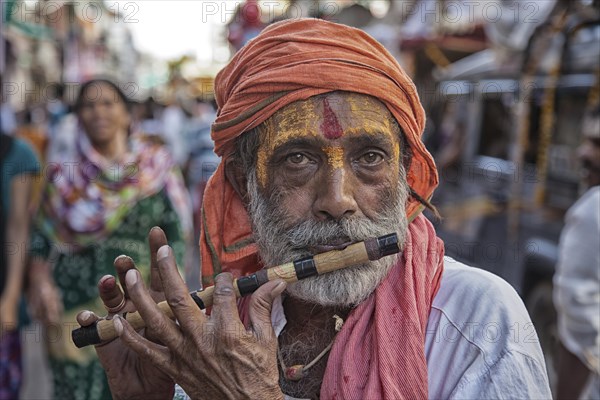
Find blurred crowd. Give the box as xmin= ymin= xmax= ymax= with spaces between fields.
xmin=1 ymin=74 xmax=218 ymax=241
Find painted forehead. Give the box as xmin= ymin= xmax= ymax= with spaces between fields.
xmin=258 ymin=92 xmax=396 ymax=146
xmin=255 ymin=93 xmax=401 ymax=187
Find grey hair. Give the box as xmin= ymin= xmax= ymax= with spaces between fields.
xmin=231 ymin=127 xmax=261 ymax=173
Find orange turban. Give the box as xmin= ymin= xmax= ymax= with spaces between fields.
xmin=200 ymin=18 xmax=438 ymax=286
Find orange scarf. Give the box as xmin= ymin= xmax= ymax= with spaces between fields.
xmin=200 ymin=18 xmax=438 ymax=286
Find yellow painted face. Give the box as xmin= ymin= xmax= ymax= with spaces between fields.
xmin=322 ymin=146 xmax=345 ymax=170
xmin=256 ymin=92 xmax=400 ymax=187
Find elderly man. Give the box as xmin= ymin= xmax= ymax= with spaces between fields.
xmin=77 ymin=19 xmax=551 ymax=399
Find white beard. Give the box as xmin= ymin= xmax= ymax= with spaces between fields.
xmin=246 ymin=169 xmax=409 ymax=307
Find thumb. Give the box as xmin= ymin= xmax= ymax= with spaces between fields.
xmin=248 ymin=279 xmax=286 ymax=341
xmin=76 ymin=310 xmax=100 ymax=327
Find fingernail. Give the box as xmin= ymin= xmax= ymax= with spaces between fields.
xmin=113 ymin=315 xmax=123 ymax=335
xmin=157 ymin=245 xmax=170 ymax=261
xmin=125 ymin=269 xmax=139 ymax=287
xmin=99 ymin=275 xmax=112 ymax=285
xmin=80 ymin=311 xmax=91 ymax=321
xmin=272 ymin=281 xmax=287 ymax=297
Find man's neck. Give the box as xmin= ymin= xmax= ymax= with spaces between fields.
xmin=278 ymin=296 xmax=352 ymax=399
xmin=282 ymin=296 xmax=351 ymax=330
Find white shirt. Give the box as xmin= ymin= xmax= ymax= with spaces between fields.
xmin=425 ymin=257 xmax=551 ymax=399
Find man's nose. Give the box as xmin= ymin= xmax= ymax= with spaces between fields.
xmin=313 ymin=168 xmax=358 ymax=220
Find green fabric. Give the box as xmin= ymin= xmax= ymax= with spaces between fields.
xmin=31 ymin=189 xmax=185 ymax=400
xmin=1 ymin=138 xmax=39 ymax=219
xmin=1 ymin=137 xmax=39 ymax=324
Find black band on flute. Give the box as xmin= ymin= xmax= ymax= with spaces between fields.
xmin=72 ymin=322 xmax=101 ymax=348
xmin=237 ymin=274 xmax=261 ymax=296
xmin=377 ymin=233 xmax=399 ymax=258
xmin=255 ymin=269 xmax=269 ymax=286
xmin=365 ymin=233 xmax=400 ymax=260
xmin=191 ymin=291 xmax=205 ymax=309
xmin=236 ymin=270 xmax=269 ymax=297
xmin=294 ymin=257 xmax=318 ymax=279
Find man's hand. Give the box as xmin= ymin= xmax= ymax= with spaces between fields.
xmin=77 ymin=226 xmax=286 ymax=400
xmin=76 ymin=227 xmax=176 ymax=400
xmin=114 ymin=242 xmax=286 ymax=400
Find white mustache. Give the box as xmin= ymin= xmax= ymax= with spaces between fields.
xmin=245 ymin=166 xmax=409 ymax=306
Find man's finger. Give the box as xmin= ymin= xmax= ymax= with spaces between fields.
xmin=124 ymin=268 xmax=183 ymax=351
xmin=113 ymin=315 xmax=175 ymax=376
xmin=98 ymin=275 xmax=127 ymax=314
xmin=148 ymin=226 xmax=168 ymax=297
xmin=76 ymin=310 xmax=100 ymax=327
xmin=156 ymin=245 xmax=205 ymax=334
xmin=248 ymin=280 xmax=286 ymax=341
xmin=210 ymin=273 xmax=244 ymax=333
xmin=114 ymin=255 xmax=136 ymax=298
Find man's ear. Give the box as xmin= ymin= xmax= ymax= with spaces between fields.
xmin=225 ymin=157 xmax=249 ymax=203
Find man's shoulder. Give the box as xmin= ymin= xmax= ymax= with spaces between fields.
xmin=425 ymin=257 xmax=551 ymax=399
xmin=431 ymin=257 xmax=536 ymax=351
xmin=435 ymin=257 xmax=527 ymax=315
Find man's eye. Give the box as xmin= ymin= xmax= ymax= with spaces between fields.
xmin=359 ymin=152 xmax=384 ymax=164
xmin=286 ymin=153 xmax=309 ymax=164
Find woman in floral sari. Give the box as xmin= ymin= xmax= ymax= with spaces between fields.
xmin=28 ymin=79 xmax=192 ymax=400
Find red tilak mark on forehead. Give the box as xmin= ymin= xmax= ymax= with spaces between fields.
xmin=320 ymin=98 xmax=343 ymax=139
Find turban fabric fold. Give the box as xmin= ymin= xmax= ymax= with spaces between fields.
xmin=200 ymin=18 xmax=444 ymax=399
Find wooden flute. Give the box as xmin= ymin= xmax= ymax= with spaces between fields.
xmin=72 ymin=233 xmax=399 ymax=348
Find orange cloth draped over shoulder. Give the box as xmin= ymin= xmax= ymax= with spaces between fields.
xmin=200 ymin=18 xmax=438 ymax=286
